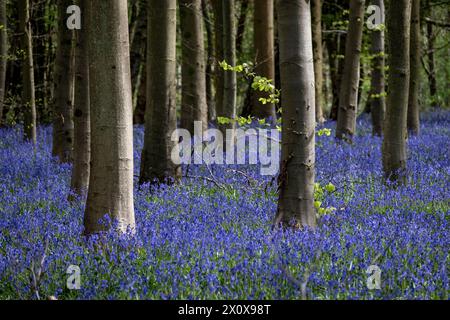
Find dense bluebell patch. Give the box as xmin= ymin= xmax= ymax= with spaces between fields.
xmin=0 ymin=111 xmax=448 ymax=299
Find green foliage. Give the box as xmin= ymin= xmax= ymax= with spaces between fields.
xmin=219 ymin=60 xmax=281 ymax=106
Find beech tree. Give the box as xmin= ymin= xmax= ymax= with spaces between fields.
xmin=382 ymin=0 xmax=412 ymax=182
xmin=312 ymin=0 xmax=325 ymax=123
xmin=336 ymin=0 xmax=365 ymax=142
xmin=140 ymin=0 xmax=181 ymax=184
xmin=220 ymin=0 xmax=237 ymax=132
xmin=180 ymin=0 xmax=208 ymax=133
xmin=251 ymin=0 xmax=277 ymax=121
xmin=275 ymin=0 xmax=316 ymax=228
xmin=212 ymin=0 xmax=224 ymax=124
xmin=70 ymin=0 xmax=90 ymax=196
xmin=19 ymin=0 xmax=36 ymax=144
xmin=84 ymin=0 xmax=135 ymax=234
xmin=0 ymin=0 xmax=6 ymax=126
xmin=408 ymin=0 xmax=421 ymax=135
xmin=53 ymin=0 xmax=74 ymax=162
xmin=369 ymin=0 xmax=386 ymax=136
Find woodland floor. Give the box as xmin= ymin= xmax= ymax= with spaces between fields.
xmin=0 ymin=111 xmax=449 ymax=299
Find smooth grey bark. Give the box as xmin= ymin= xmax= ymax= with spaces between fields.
xmin=311 ymin=0 xmax=325 ymax=123
xmin=19 ymin=0 xmax=36 ymax=144
xmin=275 ymin=0 xmax=316 ymax=228
xmin=70 ymin=0 xmax=90 ymax=197
xmin=382 ymin=0 xmax=412 ymax=182
xmin=140 ymin=0 xmax=181 ymax=184
xmin=407 ymin=0 xmax=421 ymax=135
xmin=212 ymin=0 xmax=224 ymax=123
xmin=326 ymin=33 xmax=346 ymax=121
xmin=180 ymin=0 xmax=208 ymax=133
xmin=251 ymin=0 xmax=277 ymax=121
xmin=53 ymin=0 xmax=74 ymax=162
xmin=236 ymin=0 xmax=249 ymax=55
xmin=370 ymin=0 xmax=386 ymax=136
xmin=0 ymin=0 xmax=6 ymax=126
xmin=202 ymin=0 xmax=216 ymax=121
xmin=220 ymin=0 xmax=237 ymax=134
xmin=336 ymin=0 xmax=365 ymax=142
xmin=84 ymin=0 xmax=135 ymax=235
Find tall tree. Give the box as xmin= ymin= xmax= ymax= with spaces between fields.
xmin=369 ymin=0 xmax=386 ymax=136
xmin=0 ymin=0 xmax=6 ymax=126
xmin=84 ymin=0 xmax=135 ymax=235
xmin=275 ymin=0 xmax=316 ymax=228
xmin=335 ymin=0 xmax=365 ymax=142
xmin=212 ymin=0 xmax=224 ymax=123
xmin=311 ymin=0 xmax=325 ymax=123
xmin=252 ymin=0 xmax=277 ymax=121
xmin=53 ymin=0 xmax=74 ymax=162
xmin=140 ymin=0 xmax=181 ymax=184
xmin=407 ymin=0 xmax=421 ymax=135
xmin=424 ymin=0 xmax=437 ymax=106
xmin=236 ymin=0 xmax=250 ymax=55
xmin=19 ymin=0 xmax=36 ymax=144
xmin=220 ymin=0 xmax=237 ymax=132
xmin=70 ymin=0 xmax=90 ymax=197
xmin=382 ymin=0 xmax=412 ymax=182
xmin=202 ymin=0 xmax=216 ymax=121
xmin=180 ymin=0 xmax=208 ymax=133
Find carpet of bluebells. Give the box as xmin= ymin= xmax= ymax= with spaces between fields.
xmin=0 ymin=111 xmax=449 ymax=300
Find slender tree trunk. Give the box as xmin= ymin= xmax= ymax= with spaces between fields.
xmin=252 ymin=0 xmax=276 ymax=121
xmin=408 ymin=0 xmax=421 ymax=135
xmin=180 ymin=0 xmax=208 ymax=133
xmin=236 ymin=0 xmax=249 ymax=55
xmin=382 ymin=0 xmax=411 ymax=183
xmin=53 ymin=0 xmax=74 ymax=162
xmin=370 ymin=0 xmax=386 ymax=136
xmin=275 ymin=0 xmax=316 ymax=228
xmin=130 ymin=0 xmax=146 ymax=115
xmin=426 ymin=20 xmax=437 ymax=105
xmin=140 ymin=0 xmax=181 ymax=184
xmin=84 ymin=0 xmax=135 ymax=235
xmin=70 ymin=0 xmax=90 ymax=197
xmin=311 ymin=0 xmax=325 ymax=123
xmin=221 ymin=0 xmax=237 ymax=132
xmin=19 ymin=0 xmax=36 ymax=144
xmin=212 ymin=0 xmax=224 ymax=123
xmin=335 ymin=0 xmax=365 ymax=142
xmin=0 ymin=0 xmax=7 ymax=126
xmin=327 ymin=33 xmax=345 ymax=121
xmin=202 ymin=0 xmax=216 ymax=121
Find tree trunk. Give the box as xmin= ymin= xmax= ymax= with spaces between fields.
xmin=53 ymin=0 xmax=74 ymax=162
xmin=335 ymin=0 xmax=365 ymax=142
xmin=140 ymin=0 xmax=181 ymax=184
xmin=408 ymin=0 xmax=421 ymax=135
xmin=212 ymin=0 xmax=224 ymax=124
xmin=275 ymin=0 xmax=316 ymax=228
xmin=0 ymin=0 xmax=7 ymax=126
xmin=70 ymin=0 xmax=90 ymax=197
xmin=221 ymin=0 xmax=237 ymax=133
xmin=251 ymin=0 xmax=277 ymax=121
xmin=311 ymin=0 xmax=325 ymax=123
xmin=382 ymin=0 xmax=411 ymax=183
xmin=326 ymin=32 xmax=345 ymax=121
xmin=202 ymin=0 xmax=216 ymax=122
xmin=425 ymin=15 xmax=437 ymax=105
xmin=19 ymin=0 xmax=36 ymax=144
xmin=370 ymin=0 xmax=386 ymax=136
xmin=84 ymin=0 xmax=135 ymax=235
xmin=180 ymin=0 xmax=208 ymax=133
xmin=236 ymin=0 xmax=249 ymax=55
xmin=130 ymin=0 xmax=147 ymax=117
